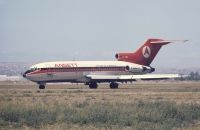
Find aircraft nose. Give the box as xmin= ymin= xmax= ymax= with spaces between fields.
xmin=23 ymin=73 xmax=26 ymax=77
xmin=23 ymin=70 xmax=29 ymax=78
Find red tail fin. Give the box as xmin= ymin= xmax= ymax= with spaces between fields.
xmin=116 ymin=39 xmax=187 ymax=66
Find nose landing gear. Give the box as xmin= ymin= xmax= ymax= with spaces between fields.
xmin=38 ymin=83 xmax=46 ymax=89
xmin=39 ymin=85 xmax=45 ymax=89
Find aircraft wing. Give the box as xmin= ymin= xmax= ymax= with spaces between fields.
xmin=86 ymin=74 xmax=181 ymax=82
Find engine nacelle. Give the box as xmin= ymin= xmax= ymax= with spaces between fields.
xmin=115 ymin=53 xmax=134 ymax=61
xmin=142 ymin=66 xmax=155 ymax=73
xmin=125 ymin=65 xmax=144 ymax=73
xmin=125 ymin=65 xmax=155 ymax=73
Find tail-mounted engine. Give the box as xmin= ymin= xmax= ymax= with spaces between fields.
xmin=115 ymin=53 xmax=134 ymax=61
xmin=125 ymin=65 xmax=155 ymax=73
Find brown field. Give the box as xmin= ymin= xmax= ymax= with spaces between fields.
xmin=0 ymin=81 xmax=200 ymax=130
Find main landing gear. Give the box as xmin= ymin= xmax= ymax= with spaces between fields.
xmin=89 ymin=82 xmax=98 ymax=89
xmin=110 ymin=82 xmax=118 ymax=89
xmin=87 ymin=82 xmax=119 ymax=89
xmin=38 ymin=83 xmax=46 ymax=89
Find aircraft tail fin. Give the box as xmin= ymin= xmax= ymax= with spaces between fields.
xmin=116 ymin=39 xmax=187 ymax=66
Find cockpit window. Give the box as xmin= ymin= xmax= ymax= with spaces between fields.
xmin=24 ymin=67 xmax=40 ymax=74
xmin=30 ymin=67 xmax=38 ymax=71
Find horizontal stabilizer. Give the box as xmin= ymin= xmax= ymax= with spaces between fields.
xmin=150 ymin=40 xmax=188 ymax=44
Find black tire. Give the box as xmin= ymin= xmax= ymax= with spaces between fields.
xmin=39 ymin=85 xmax=45 ymax=89
xmin=89 ymin=82 xmax=98 ymax=89
xmin=110 ymin=82 xmax=118 ymax=89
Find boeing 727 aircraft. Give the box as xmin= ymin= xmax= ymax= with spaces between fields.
xmin=23 ymin=39 xmax=187 ymax=89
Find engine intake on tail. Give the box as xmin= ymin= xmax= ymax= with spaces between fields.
xmin=115 ymin=53 xmax=134 ymax=61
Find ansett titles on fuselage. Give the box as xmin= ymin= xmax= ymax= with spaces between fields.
xmin=55 ymin=63 xmax=78 ymax=68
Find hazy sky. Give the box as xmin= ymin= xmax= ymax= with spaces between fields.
xmin=0 ymin=0 xmax=200 ymax=68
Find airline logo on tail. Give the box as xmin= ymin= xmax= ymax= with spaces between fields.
xmin=116 ymin=39 xmax=187 ymax=66
xmin=142 ymin=46 xmax=151 ymax=58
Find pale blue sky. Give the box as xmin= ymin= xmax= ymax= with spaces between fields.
xmin=0 ymin=0 xmax=200 ymax=68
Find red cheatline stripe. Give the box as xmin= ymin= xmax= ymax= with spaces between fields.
xmin=27 ymin=67 xmax=126 ymax=75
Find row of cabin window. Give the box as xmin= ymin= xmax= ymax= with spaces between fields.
xmin=41 ymin=67 xmax=125 ymax=71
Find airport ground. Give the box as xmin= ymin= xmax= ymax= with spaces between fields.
xmin=0 ymin=81 xmax=200 ymax=130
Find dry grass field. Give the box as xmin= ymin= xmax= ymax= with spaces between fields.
xmin=0 ymin=81 xmax=200 ymax=130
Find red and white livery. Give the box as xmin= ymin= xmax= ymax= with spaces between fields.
xmin=23 ymin=38 xmax=187 ymax=89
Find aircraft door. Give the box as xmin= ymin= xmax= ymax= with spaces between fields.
xmin=45 ymin=64 xmax=54 ymax=79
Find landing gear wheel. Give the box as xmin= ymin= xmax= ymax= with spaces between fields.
xmin=89 ymin=82 xmax=98 ymax=89
xmin=39 ymin=85 xmax=45 ymax=89
xmin=110 ymin=82 xmax=118 ymax=89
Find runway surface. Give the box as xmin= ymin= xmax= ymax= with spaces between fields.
xmin=0 ymin=81 xmax=200 ymax=104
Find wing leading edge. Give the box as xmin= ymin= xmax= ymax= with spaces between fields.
xmin=86 ymin=74 xmax=180 ymax=82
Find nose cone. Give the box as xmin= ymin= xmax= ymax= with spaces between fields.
xmin=23 ymin=70 xmax=29 ymax=78
xmin=23 ymin=73 xmax=26 ymax=78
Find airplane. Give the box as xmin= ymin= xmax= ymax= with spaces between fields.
xmin=23 ymin=38 xmax=187 ymax=89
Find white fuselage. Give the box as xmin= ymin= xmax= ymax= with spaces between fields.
xmin=24 ymin=61 xmax=152 ymax=84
